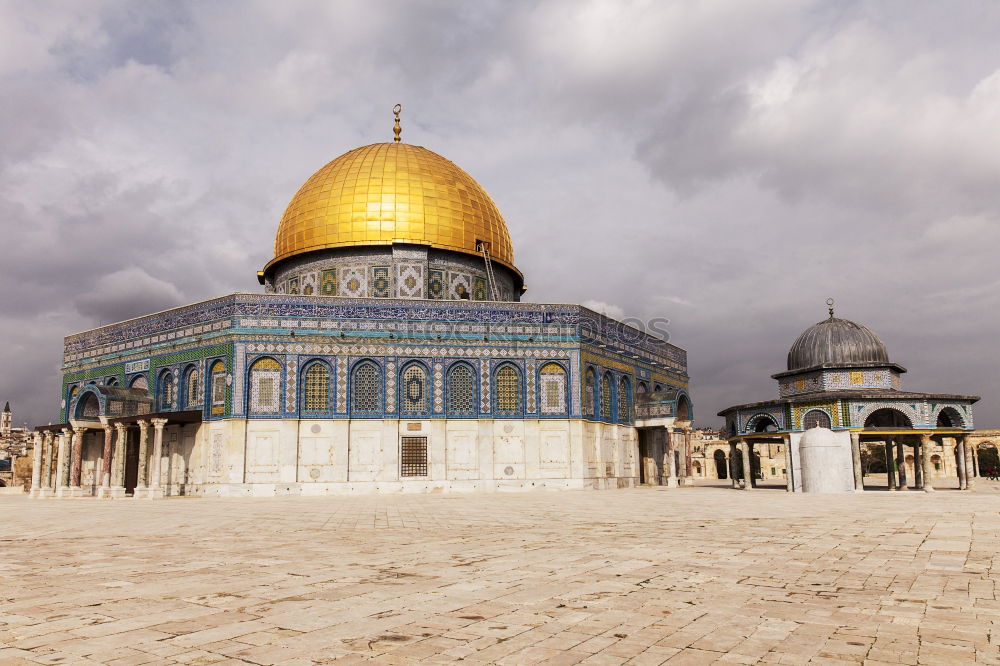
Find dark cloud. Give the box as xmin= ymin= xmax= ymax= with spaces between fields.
xmin=1 ymin=0 xmax=997 ymax=428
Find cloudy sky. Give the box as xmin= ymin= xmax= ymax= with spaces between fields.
xmin=3 ymin=0 xmax=998 ymax=428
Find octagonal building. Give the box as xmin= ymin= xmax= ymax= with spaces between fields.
xmin=30 ymin=118 xmax=693 ymax=498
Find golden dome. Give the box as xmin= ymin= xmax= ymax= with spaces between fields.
xmin=266 ymin=142 xmax=517 ymax=274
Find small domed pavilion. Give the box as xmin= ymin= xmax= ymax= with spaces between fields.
xmin=718 ymin=300 xmax=979 ymax=492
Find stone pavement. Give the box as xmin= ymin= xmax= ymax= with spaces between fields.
xmin=2 ymin=480 xmax=1000 ymax=665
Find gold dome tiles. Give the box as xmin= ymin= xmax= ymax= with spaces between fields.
xmin=268 ymin=143 xmax=516 ymax=274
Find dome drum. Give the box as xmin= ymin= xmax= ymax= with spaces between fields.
xmin=263 ymin=244 xmax=519 ymax=301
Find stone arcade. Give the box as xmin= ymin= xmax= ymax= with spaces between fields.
xmin=30 ymin=111 xmax=695 ymax=498
xmin=718 ymin=301 xmax=979 ymax=493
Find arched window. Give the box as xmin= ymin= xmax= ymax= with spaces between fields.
xmin=351 ymin=361 xmax=381 ymax=414
xmin=129 ymin=375 xmax=148 ymax=391
xmin=248 ymin=357 xmax=282 ymax=415
xmin=158 ymin=371 xmax=175 ymax=411
xmin=600 ymin=372 xmax=612 ymax=420
xmin=400 ymin=363 xmax=429 ymax=414
xmin=210 ymin=360 xmax=227 ymax=415
xmin=802 ymin=409 xmax=831 ymax=429
xmin=184 ymin=366 xmax=201 ymax=408
xmin=494 ymin=365 xmax=522 ymax=415
xmin=637 ymin=381 xmax=648 ymax=394
xmin=301 ymin=361 xmax=331 ymax=412
xmin=538 ymin=363 xmax=567 ymax=415
xmin=105 ymin=377 xmax=119 ymax=387
xmin=584 ymin=368 xmax=596 ymax=417
xmin=617 ymin=376 xmax=631 ymax=423
xmin=447 ymin=363 xmax=476 ymax=417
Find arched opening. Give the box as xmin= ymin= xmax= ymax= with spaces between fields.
xmin=930 ymin=453 xmax=942 ymax=472
xmin=599 ymin=372 xmax=613 ymax=420
xmin=209 ymin=360 xmax=227 ymax=415
xmin=692 ymin=460 xmax=702 ymax=476
xmin=76 ymin=392 xmax=100 ymax=420
xmin=802 ymin=409 xmax=831 ymax=429
xmin=129 ymin=374 xmax=149 ymax=391
xmin=676 ymin=394 xmax=691 ymax=421
xmin=583 ymin=367 xmax=596 ymax=417
xmin=936 ymin=407 xmax=965 ymax=428
xmin=350 ymin=360 xmax=381 ymax=415
xmin=864 ymin=408 xmax=912 ymax=428
xmin=301 ymin=360 xmax=332 ymax=413
xmin=446 ymin=362 xmax=477 ymax=417
xmin=183 ymin=365 xmax=202 ymax=409
xmin=247 ymin=357 xmax=282 ymax=415
xmin=637 ymin=381 xmax=649 ymax=394
xmin=538 ymin=363 xmax=568 ymax=416
xmin=157 ymin=371 xmax=175 ymax=412
xmin=616 ymin=376 xmax=631 ymax=424
xmin=399 ymin=362 xmax=429 ymax=415
xmin=747 ymin=413 xmax=778 ymax=434
xmin=493 ymin=364 xmax=523 ymax=416
xmin=977 ymin=442 xmax=999 ymax=477
xmin=713 ymin=449 xmax=727 ymax=479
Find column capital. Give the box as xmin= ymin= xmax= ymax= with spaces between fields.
xmin=33 ymin=431 xmax=43 ymax=444
xmin=103 ymin=423 xmax=114 ymax=434
xmin=114 ymin=422 xmax=127 ymax=434
xmin=61 ymin=427 xmax=72 ymax=436
xmin=919 ymin=433 xmax=933 ymax=444
xmin=151 ymin=418 xmax=168 ymax=429
xmin=136 ymin=419 xmax=149 ymax=430
xmin=43 ymin=431 xmax=54 ymax=443
xmin=73 ymin=426 xmax=88 ymax=435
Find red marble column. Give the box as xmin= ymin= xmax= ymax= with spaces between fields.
xmin=70 ymin=428 xmax=86 ymax=487
xmin=100 ymin=426 xmax=114 ymax=490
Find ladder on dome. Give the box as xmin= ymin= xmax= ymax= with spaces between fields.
xmin=478 ymin=241 xmax=501 ymax=301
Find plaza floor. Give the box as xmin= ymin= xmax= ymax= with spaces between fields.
xmin=2 ymin=480 xmax=1000 ymax=665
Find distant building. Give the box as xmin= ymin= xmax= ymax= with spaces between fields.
xmin=0 ymin=402 xmax=32 ymax=489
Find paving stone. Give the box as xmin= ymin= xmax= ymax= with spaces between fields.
xmin=2 ymin=482 xmax=1000 ymax=664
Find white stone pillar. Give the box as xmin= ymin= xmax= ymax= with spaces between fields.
xmin=886 ymin=439 xmax=896 ymax=491
xmin=147 ymin=418 xmax=167 ymax=499
xmin=136 ymin=420 xmax=149 ymax=494
xmin=665 ymin=427 xmax=677 ymax=488
xmin=783 ymin=434 xmax=794 ymax=492
xmin=37 ymin=432 xmax=55 ymax=498
xmin=29 ymin=431 xmax=43 ymax=497
xmin=966 ymin=442 xmax=977 ymax=489
xmin=920 ymin=434 xmax=934 ymax=492
xmin=850 ymin=432 xmax=863 ymax=492
xmin=741 ymin=439 xmax=753 ymax=491
xmin=55 ymin=429 xmax=71 ymax=496
xmin=110 ymin=423 xmax=127 ymax=498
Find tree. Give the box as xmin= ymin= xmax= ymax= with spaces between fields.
xmin=861 ymin=443 xmax=887 ymax=475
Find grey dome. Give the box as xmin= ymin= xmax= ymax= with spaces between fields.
xmin=787 ymin=317 xmax=890 ymax=371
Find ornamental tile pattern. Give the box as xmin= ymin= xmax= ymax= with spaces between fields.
xmin=385 ymin=359 xmax=397 ymax=413
xmin=285 ymin=356 xmax=297 ymax=413
xmin=480 ymin=359 xmax=490 ymax=413
xmin=320 ymin=269 xmax=337 ymax=296
xmin=525 ymin=359 xmax=536 ymax=414
xmin=395 ymin=263 xmax=424 ymax=298
xmin=433 ymin=361 xmax=444 ymax=413
xmin=339 ymin=267 xmax=367 ymax=298
xmin=371 ymin=266 xmax=391 ymax=298
xmin=336 ymin=357 xmax=347 ymax=412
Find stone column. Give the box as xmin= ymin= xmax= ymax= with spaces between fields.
xmin=665 ymin=428 xmax=677 ymax=488
xmin=97 ymin=425 xmax=114 ymax=498
xmin=109 ymin=423 xmax=127 ymax=498
xmin=38 ymin=432 xmax=55 ymax=498
xmin=147 ymin=419 xmax=167 ymax=499
xmin=741 ymin=439 xmax=753 ymax=491
xmin=913 ymin=437 xmax=924 ymax=488
xmin=29 ymin=431 xmax=43 ymax=497
xmin=920 ymin=434 xmax=934 ymax=492
xmin=885 ymin=439 xmax=896 ymax=491
xmin=728 ymin=442 xmax=739 ymax=489
xmin=55 ymin=429 xmax=71 ymax=496
xmin=681 ymin=427 xmax=694 ymax=486
xmin=136 ymin=420 xmax=150 ymax=494
xmin=956 ymin=438 xmax=968 ymax=490
xmin=782 ymin=434 xmax=793 ymax=492
xmin=850 ymin=432 xmax=863 ymax=492
xmin=972 ymin=444 xmax=980 ymax=478
xmin=895 ymin=440 xmax=907 ymax=490
xmin=70 ymin=427 xmax=86 ymax=495
xmin=965 ymin=439 xmax=976 ymax=491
